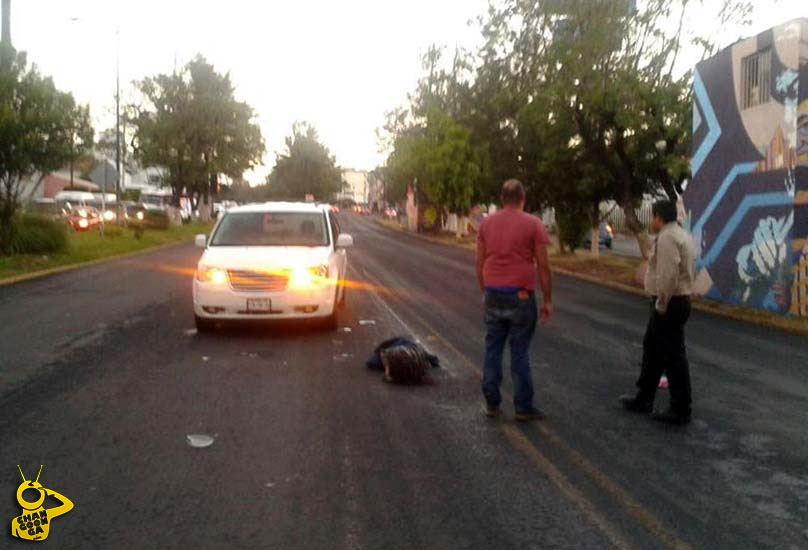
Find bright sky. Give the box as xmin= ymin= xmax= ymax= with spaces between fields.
xmin=8 ymin=0 xmax=807 ymax=184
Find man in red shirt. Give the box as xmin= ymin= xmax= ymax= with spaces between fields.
xmin=476 ymin=179 xmax=553 ymax=421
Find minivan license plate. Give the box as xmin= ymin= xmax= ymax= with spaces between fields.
xmin=247 ymin=298 xmax=271 ymax=312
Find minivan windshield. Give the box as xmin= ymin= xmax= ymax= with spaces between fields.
xmin=211 ymin=211 xmax=329 ymax=247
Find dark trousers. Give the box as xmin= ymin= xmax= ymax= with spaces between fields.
xmin=637 ymin=296 xmax=692 ymax=415
xmin=482 ymin=290 xmax=538 ymax=413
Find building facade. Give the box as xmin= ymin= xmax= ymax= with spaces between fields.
xmin=684 ymin=18 xmax=808 ymax=316
xmin=340 ymin=169 xmax=369 ymax=205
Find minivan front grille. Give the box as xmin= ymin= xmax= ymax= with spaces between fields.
xmin=228 ymin=269 xmax=288 ymax=292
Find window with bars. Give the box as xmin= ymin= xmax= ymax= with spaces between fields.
xmin=741 ymin=49 xmax=772 ymax=109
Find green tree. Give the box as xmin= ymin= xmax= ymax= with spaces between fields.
xmin=480 ymin=0 xmax=752 ymax=257
xmin=0 ymin=44 xmax=93 ymax=251
xmin=130 ymin=56 xmax=264 ymax=220
xmin=385 ymin=108 xmax=482 ymax=232
xmin=268 ymin=122 xmax=344 ymax=201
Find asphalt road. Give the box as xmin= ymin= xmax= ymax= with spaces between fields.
xmin=1 ymin=214 xmax=807 ymax=549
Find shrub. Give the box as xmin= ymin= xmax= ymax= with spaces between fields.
xmin=143 ymin=210 xmax=170 ymax=230
xmin=422 ymin=206 xmax=437 ymax=230
xmin=103 ymin=226 xmax=124 ymax=238
xmin=8 ymin=215 xmax=69 ymax=255
xmin=556 ymin=207 xmax=590 ymax=254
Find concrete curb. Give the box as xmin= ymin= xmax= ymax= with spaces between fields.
xmin=0 ymin=239 xmax=194 ymax=288
xmin=373 ymin=218 xmax=808 ymax=338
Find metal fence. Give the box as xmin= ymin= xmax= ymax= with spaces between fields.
xmin=537 ymin=201 xmax=653 ymax=233
xmin=601 ymin=200 xmax=654 ymax=233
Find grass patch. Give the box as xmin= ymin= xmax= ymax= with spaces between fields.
xmin=0 ymin=222 xmax=212 ymax=281
xmin=551 ymin=252 xmax=644 ymax=289
xmin=375 ymin=218 xmax=477 ymax=249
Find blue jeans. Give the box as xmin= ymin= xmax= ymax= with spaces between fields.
xmin=482 ymin=290 xmax=538 ymax=413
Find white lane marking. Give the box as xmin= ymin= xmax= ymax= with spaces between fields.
xmin=356 ymin=264 xmax=458 ymax=379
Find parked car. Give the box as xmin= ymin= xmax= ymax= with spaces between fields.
xmin=67 ymin=206 xmax=101 ymax=231
xmin=55 ymin=190 xmax=95 ymax=215
xmin=88 ymin=194 xmax=118 ymax=222
xmin=123 ymin=201 xmax=146 ymax=222
xmin=193 ymin=202 xmax=354 ymax=331
xmin=582 ymin=222 xmax=614 ymax=249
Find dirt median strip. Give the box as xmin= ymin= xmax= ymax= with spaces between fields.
xmin=372 ymin=217 xmax=808 ymax=338
xmin=0 ymin=239 xmax=193 ymax=287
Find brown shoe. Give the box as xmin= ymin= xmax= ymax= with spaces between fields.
xmin=514 ymin=407 xmax=545 ymax=422
xmin=483 ymin=404 xmax=501 ymax=418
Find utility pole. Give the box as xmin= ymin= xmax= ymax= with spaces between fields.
xmin=115 ymin=28 xmax=122 ymax=220
xmin=1 ymin=0 xmax=10 ymax=46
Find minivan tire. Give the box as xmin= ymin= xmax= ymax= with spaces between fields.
xmin=195 ymin=315 xmax=216 ymax=333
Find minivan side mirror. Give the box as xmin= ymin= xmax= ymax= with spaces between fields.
xmin=336 ymin=234 xmax=354 ymax=248
xmin=195 ymin=234 xmax=207 ymax=248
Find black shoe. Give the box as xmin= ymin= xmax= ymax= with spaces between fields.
xmin=652 ymin=408 xmax=691 ymax=426
xmin=619 ymin=394 xmax=653 ymax=414
xmin=515 ymin=407 xmax=545 ymax=422
xmin=483 ymin=404 xmax=501 ymax=418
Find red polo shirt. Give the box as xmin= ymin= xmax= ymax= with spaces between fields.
xmin=478 ymin=208 xmax=550 ymax=291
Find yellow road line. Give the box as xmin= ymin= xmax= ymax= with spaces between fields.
xmin=359 ymin=265 xmax=691 ymax=549
xmin=503 ymin=424 xmax=633 ymax=550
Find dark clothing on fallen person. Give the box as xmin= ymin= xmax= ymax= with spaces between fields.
xmin=366 ymin=337 xmax=440 ymax=384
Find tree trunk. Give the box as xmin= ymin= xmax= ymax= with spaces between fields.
xmin=198 ymin=178 xmax=213 ymax=224
xmin=619 ymin=199 xmax=651 ymax=259
xmin=456 ymin=215 xmax=469 ymax=239
xmin=589 ymin=201 xmax=600 ymax=258
xmin=199 ymin=192 xmax=212 ymax=224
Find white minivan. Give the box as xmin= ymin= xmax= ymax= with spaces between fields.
xmin=193 ymin=202 xmax=353 ymax=331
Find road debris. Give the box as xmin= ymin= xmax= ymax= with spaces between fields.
xmin=186 ymin=434 xmax=215 ymax=448
xmin=342 ymin=327 xmax=352 ymax=333
xmin=202 ymin=356 xmax=210 ymax=362
xmin=359 ymin=320 xmax=376 ymax=326
xmin=185 ymin=328 xmax=198 ymax=336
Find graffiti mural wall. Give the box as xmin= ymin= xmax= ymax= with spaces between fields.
xmin=684 ymin=18 xmax=808 ymax=316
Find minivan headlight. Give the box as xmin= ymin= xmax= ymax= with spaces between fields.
xmin=289 ymin=265 xmax=329 ymax=289
xmin=197 ymin=265 xmax=228 ymax=285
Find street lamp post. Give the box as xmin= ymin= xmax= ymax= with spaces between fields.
xmin=69 ymin=17 xmax=123 ymax=223
xmin=115 ymin=28 xmax=122 ymax=223
xmin=2 ymin=0 xmax=11 ymax=46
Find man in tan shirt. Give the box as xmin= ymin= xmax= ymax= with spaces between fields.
xmin=620 ymin=200 xmax=695 ymax=425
